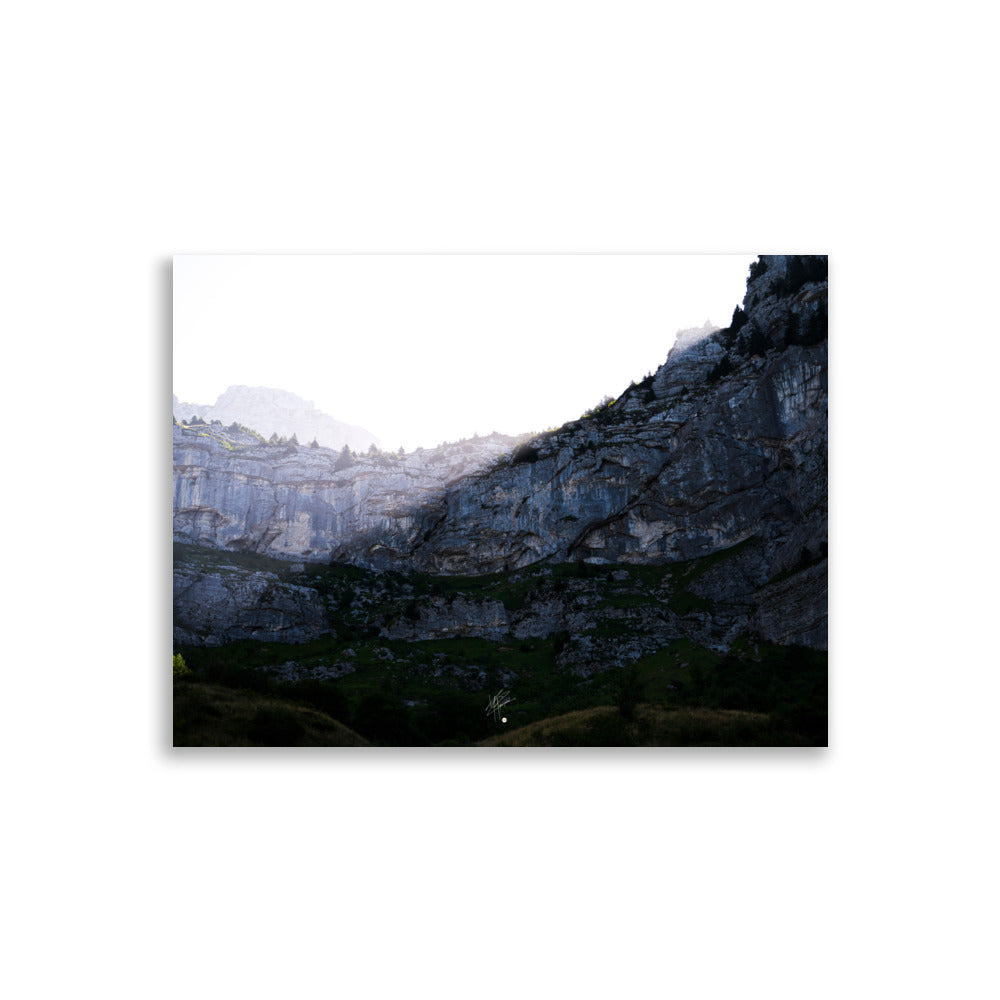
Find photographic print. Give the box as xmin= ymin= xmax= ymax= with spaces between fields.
xmin=172 ymin=254 xmax=828 ymax=747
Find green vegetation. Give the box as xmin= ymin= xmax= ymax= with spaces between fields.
xmin=766 ymin=255 xmax=828 ymax=299
xmin=787 ymin=304 xmax=828 ymax=347
xmin=225 ymin=421 xmax=266 ymax=443
xmin=707 ymin=355 xmax=734 ymax=382
xmin=174 ymin=542 xmax=305 ymax=577
xmin=334 ymin=444 xmax=354 ymax=470
xmin=175 ymin=629 xmax=825 ymax=746
xmin=174 ymin=534 xmax=824 ymax=746
xmin=173 ymin=681 xmax=370 ymax=746
xmin=730 ymin=304 xmax=749 ymax=333
xmin=479 ymin=704 xmax=785 ymax=747
xmin=581 ymin=395 xmax=615 ymax=420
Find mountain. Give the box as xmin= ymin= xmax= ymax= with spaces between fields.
xmin=172 ymin=385 xmax=379 ymax=452
xmin=173 ymin=255 xmax=828 ymax=745
xmin=173 ymin=431 xmax=527 ymax=562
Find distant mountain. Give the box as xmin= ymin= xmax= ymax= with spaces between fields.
xmin=172 ymin=385 xmax=379 ymax=452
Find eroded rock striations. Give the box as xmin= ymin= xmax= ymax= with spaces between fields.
xmin=173 ymin=431 xmax=524 ymax=561
xmin=174 ymin=255 xmax=827 ymax=656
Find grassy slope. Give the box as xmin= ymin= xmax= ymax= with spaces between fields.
xmin=478 ymin=703 xmax=807 ymax=747
xmin=173 ymin=681 xmax=370 ymax=747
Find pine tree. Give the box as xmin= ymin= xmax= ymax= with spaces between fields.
xmin=335 ymin=444 xmax=354 ymax=471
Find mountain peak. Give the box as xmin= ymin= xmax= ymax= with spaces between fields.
xmin=173 ymin=385 xmax=379 ymax=451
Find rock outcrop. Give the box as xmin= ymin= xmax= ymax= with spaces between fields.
xmin=173 ymin=431 xmax=524 ymax=561
xmin=172 ymin=560 xmax=330 ymax=646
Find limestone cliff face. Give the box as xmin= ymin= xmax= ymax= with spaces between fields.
xmin=173 ymin=385 xmax=380 ymax=452
xmin=363 ymin=255 xmax=827 ymax=591
xmin=173 ymin=255 xmax=827 ymax=650
xmin=172 ymin=561 xmax=329 ymax=646
xmin=173 ymin=431 xmax=523 ymax=561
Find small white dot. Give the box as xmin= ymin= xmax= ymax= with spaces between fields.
xmin=501 ymin=717 xmax=507 ymax=723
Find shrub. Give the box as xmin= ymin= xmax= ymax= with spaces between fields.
xmin=730 ymin=305 xmax=749 ymax=333
xmin=739 ymin=329 xmax=769 ymax=357
xmin=172 ymin=653 xmax=191 ymax=678
xmin=581 ymin=395 xmax=615 ymax=420
xmin=787 ymin=305 xmax=828 ymax=346
xmin=353 ymin=694 xmax=420 ymax=746
xmin=748 ymin=257 xmax=768 ymax=281
xmin=334 ymin=444 xmax=355 ymax=471
xmin=283 ymin=679 xmax=349 ymax=722
xmin=707 ymin=356 xmax=734 ymax=382
xmin=773 ymin=255 xmax=828 ymax=297
xmin=616 ymin=665 xmax=643 ymax=721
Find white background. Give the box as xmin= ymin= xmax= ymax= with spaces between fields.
xmin=3 ymin=2 xmax=998 ymax=999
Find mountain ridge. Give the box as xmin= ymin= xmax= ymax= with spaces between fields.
xmin=172 ymin=384 xmax=380 ymax=452
xmin=173 ymin=255 xmax=827 ymax=660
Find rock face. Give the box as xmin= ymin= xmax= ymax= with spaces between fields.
xmin=173 ymin=431 xmax=524 ymax=561
xmin=173 ymin=385 xmax=380 ymax=452
xmin=174 ymin=255 xmax=828 ymax=653
xmin=173 ymin=560 xmax=329 ymax=646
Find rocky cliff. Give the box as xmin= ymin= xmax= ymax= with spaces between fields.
xmin=173 ymin=385 xmax=380 ymax=452
xmin=174 ymin=255 xmax=827 ymax=655
xmin=173 ymin=430 xmax=525 ymax=561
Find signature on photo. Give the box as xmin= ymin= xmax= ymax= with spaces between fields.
xmin=485 ymin=689 xmax=514 ymax=723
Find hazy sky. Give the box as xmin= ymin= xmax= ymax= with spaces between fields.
xmin=174 ymin=254 xmax=758 ymax=452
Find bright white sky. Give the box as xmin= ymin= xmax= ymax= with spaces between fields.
xmin=174 ymin=254 xmax=758 ymax=453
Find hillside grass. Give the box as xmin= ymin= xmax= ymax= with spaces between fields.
xmin=174 ymin=635 xmax=826 ymax=746
xmin=479 ymin=704 xmax=792 ymax=747
xmin=173 ymin=680 xmax=370 ymax=747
